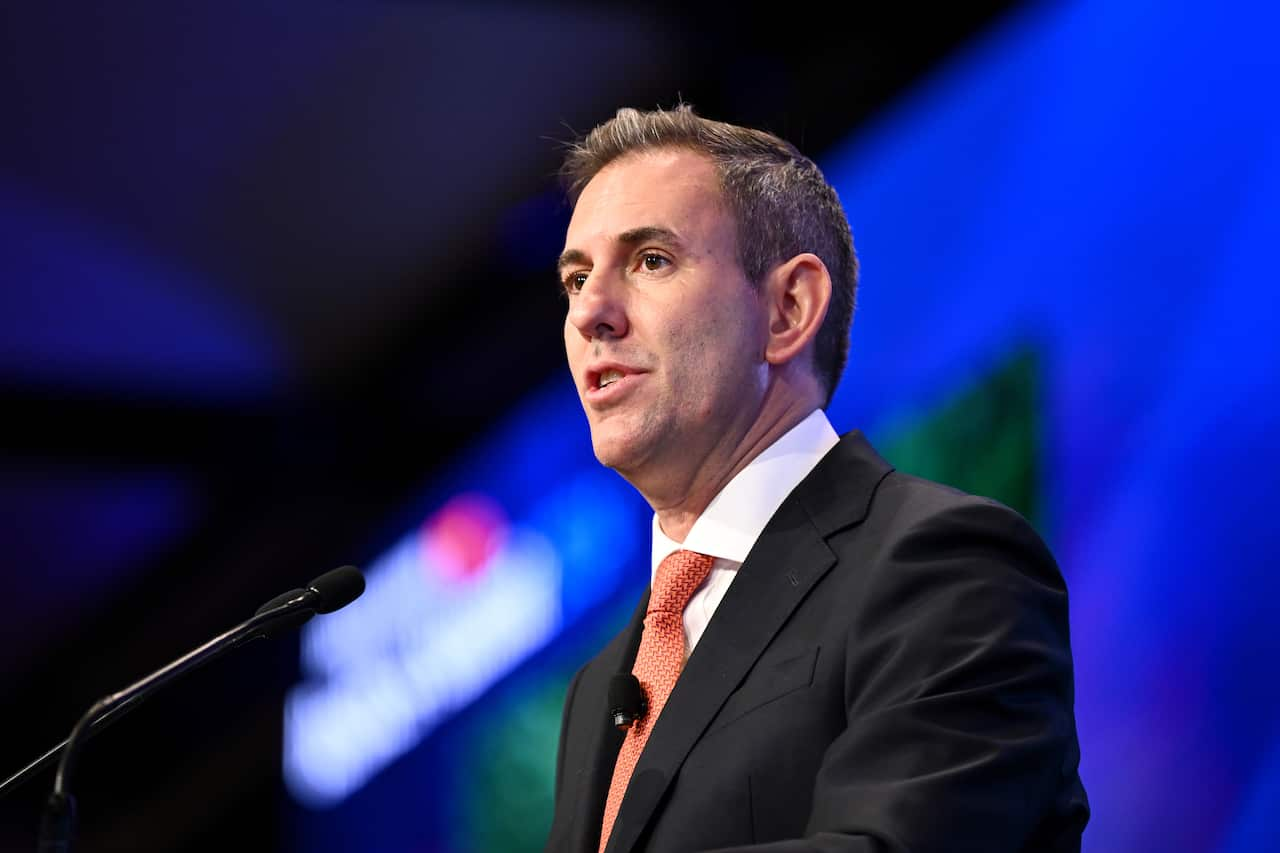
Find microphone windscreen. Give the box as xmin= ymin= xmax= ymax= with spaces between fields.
xmin=307 ymin=565 xmax=365 ymax=614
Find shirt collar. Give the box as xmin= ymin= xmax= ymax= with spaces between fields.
xmin=651 ymin=409 xmax=840 ymax=579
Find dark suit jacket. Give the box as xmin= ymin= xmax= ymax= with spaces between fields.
xmin=545 ymin=431 xmax=1089 ymax=852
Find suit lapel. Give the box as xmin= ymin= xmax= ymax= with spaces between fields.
xmin=603 ymin=430 xmax=893 ymax=853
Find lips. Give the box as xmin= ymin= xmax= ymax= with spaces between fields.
xmin=584 ymin=363 xmax=646 ymax=404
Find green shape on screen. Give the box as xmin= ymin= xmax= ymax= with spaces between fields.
xmin=874 ymin=346 xmax=1047 ymax=535
xmin=458 ymin=674 xmax=567 ymax=852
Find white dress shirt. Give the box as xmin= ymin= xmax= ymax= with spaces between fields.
xmin=650 ymin=408 xmax=840 ymax=656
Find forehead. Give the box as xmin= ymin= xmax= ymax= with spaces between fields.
xmin=564 ymin=149 xmax=731 ymax=250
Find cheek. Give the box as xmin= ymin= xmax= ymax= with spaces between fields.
xmin=683 ymin=319 xmax=764 ymax=403
xmin=664 ymin=329 xmax=728 ymax=413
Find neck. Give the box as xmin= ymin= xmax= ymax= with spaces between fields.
xmin=642 ymin=386 xmax=820 ymax=543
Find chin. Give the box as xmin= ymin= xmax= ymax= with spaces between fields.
xmin=589 ymin=428 xmax=645 ymax=475
xmin=590 ymin=438 xmax=630 ymax=472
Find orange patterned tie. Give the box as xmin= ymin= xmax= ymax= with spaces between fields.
xmin=599 ymin=549 xmax=716 ymax=852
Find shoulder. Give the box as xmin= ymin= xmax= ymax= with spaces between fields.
xmin=874 ymin=468 xmax=1046 ymax=537
xmin=867 ymin=469 xmax=1060 ymax=585
xmin=831 ymin=470 xmax=1073 ymax=674
xmin=798 ymin=434 xmax=1073 ymax=649
xmin=810 ymin=430 xmax=1058 ymax=581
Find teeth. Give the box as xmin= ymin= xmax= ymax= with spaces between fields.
xmin=599 ymin=369 xmax=624 ymax=388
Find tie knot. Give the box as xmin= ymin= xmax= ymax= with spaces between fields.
xmin=650 ymin=549 xmax=715 ymax=614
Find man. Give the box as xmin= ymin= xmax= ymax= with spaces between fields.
xmin=545 ymin=105 xmax=1088 ymax=853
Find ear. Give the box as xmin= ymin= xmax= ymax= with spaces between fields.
xmin=763 ymin=253 xmax=831 ymax=368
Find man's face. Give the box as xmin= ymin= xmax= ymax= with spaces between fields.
xmin=560 ymin=149 xmax=769 ymax=485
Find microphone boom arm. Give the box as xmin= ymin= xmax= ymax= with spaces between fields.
xmin=0 ymin=593 xmax=311 ymax=800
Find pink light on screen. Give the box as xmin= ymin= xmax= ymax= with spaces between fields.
xmin=418 ymin=492 xmax=510 ymax=583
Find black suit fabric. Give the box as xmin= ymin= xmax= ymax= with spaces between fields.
xmin=544 ymin=431 xmax=1088 ymax=853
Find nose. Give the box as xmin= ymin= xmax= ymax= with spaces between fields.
xmin=566 ymin=270 xmax=629 ymax=341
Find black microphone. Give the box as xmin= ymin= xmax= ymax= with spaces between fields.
xmin=301 ymin=564 xmax=365 ymax=613
xmin=608 ymin=673 xmax=647 ymax=731
xmin=252 ymin=565 xmax=366 ymax=636
xmin=0 ymin=566 xmax=365 ymax=851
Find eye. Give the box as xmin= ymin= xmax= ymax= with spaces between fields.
xmin=638 ymin=252 xmax=670 ymax=273
xmin=562 ymin=270 xmax=589 ymax=295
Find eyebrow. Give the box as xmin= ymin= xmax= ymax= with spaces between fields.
xmin=556 ymin=226 xmax=684 ymax=274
